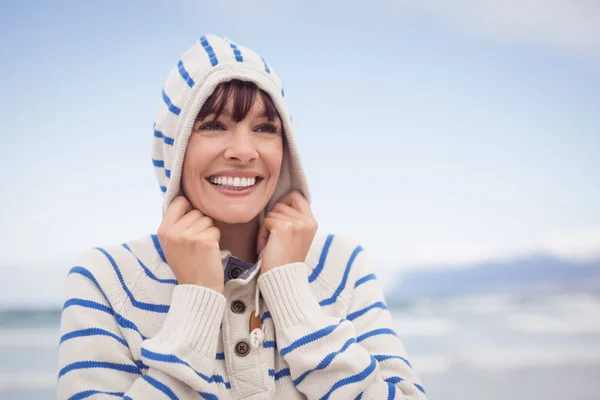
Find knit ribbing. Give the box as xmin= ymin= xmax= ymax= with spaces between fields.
xmin=258 ymin=263 xmax=324 ymax=330
xmin=151 ymin=284 xmax=225 ymax=357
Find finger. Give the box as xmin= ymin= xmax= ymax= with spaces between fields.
xmin=262 ymin=216 xmax=294 ymax=232
xmin=199 ymin=226 xmax=221 ymax=243
xmin=183 ymin=216 xmax=214 ymax=236
xmin=278 ymin=191 xmax=312 ymax=215
xmin=162 ymin=196 xmax=194 ymax=228
xmin=257 ymin=220 xmax=270 ymax=254
xmin=265 ymin=211 xmax=294 ymax=221
xmin=272 ymin=202 xmax=304 ymax=219
xmin=172 ymin=209 xmax=204 ymax=232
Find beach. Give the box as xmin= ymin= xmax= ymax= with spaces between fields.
xmin=2 ymin=293 xmax=599 ymax=399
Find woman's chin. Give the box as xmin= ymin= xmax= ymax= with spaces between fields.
xmin=209 ymin=206 xmax=262 ymax=225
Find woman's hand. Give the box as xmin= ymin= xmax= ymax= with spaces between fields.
xmin=257 ymin=191 xmax=318 ymax=273
xmin=157 ymin=196 xmax=224 ymax=293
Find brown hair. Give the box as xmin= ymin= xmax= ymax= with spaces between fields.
xmin=195 ymin=79 xmax=281 ymax=123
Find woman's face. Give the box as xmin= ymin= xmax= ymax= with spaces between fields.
xmin=181 ymin=95 xmax=283 ymax=224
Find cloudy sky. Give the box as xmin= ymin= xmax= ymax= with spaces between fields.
xmin=1 ymin=0 xmax=599 ymax=307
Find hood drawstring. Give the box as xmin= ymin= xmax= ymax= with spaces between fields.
xmin=250 ymin=276 xmax=264 ymax=349
xmin=250 ymin=259 xmax=265 ymax=349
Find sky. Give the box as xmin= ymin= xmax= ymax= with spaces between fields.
xmin=1 ymin=0 xmax=599 ymax=307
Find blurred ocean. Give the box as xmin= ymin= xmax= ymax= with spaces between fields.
xmin=1 ymin=293 xmax=600 ymax=400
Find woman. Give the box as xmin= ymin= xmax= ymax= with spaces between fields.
xmin=57 ymin=34 xmax=427 ymax=399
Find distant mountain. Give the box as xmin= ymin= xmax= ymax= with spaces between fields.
xmin=388 ymin=253 xmax=600 ymax=302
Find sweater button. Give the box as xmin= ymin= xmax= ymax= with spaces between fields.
xmin=235 ymin=341 xmax=250 ymax=357
xmin=231 ymin=300 xmax=246 ymax=314
xmin=229 ymin=266 xmax=243 ymax=279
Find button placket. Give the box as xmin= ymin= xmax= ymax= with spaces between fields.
xmin=229 ymin=265 xmax=243 ymax=280
xmin=231 ymin=300 xmax=246 ymax=314
xmin=235 ymin=340 xmax=250 ymax=357
xmin=223 ymin=278 xmax=269 ymax=397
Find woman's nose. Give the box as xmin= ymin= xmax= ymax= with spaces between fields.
xmin=224 ymin=130 xmax=258 ymax=163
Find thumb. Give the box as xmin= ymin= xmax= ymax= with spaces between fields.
xmin=256 ymin=220 xmax=270 ymax=255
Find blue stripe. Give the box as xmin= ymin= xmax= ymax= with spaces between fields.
xmin=373 ymin=354 xmax=412 ymax=369
xmin=198 ymin=392 xmax=219 ymax=400
xmin=165 ymin=169 xmax=171 ymax=178
xmin=151 ymin=234 xmax=167 ymax=263
xmin=63 ymin=298 xmax=112 ymax=315
xmin=261 ymin=56 xmax=271 ymax=73
xmin=68 ymin=390 xmax=124 ymax=400
xmin=177 ymin=60 xmax=195 ymax=88
xmin=319 ymin=245 xmax=363 ymax=306
xmin=355 ymin=273 xmax=377 ymax=288
xmin=141 ymin=348 xmax=231 ymax=389
xmin=319 ymin=357 xmax=377 ymax=400
xmin=415 ymin=384 xmax=426 ymax=394
xmin=67 ymin=267 xmax=148 ymax=338
xmin=387 ymin=382 xmax=396 ymax=400
xmin=263 ymin=340 xmax=276 ymax=349
xmin=229 ymin=43 xmax=243 ymax=62
xmin=357 ymin=328 xmax=397 ymax=343
xmin=281 ymin=88 xmax=285 ymax=97
xmin=261 ymin=311 xmax=272 ymax=323
xmin=143 ymin=375 xmax=178 ymax=400
xmin=96 ymin=247 xmax=170 ymax=313
xmin=347 ymin=302 xmax=388 ymax=321
xmin=280 ymin=319 xmax=344 ymax=357
xmin=152 ymin=158 xmax=165 ymax=168
xmin=216 ymin=352 xmax=225 ymax=360
xmin=354 ymin=394 xmax=363 ymax=400
xmin=200 ymin=36 xmax=218 ymax=67
xmin=60 ymin=328 xmax=127 ymax=347
xmin=63 ymin=292 xmax=146 ymax=339
xmin=122 ymin=243 xmax=177 ymax=284
xmin=308 ymin=234 xmax=334 ymax=283
xmin=268 ymin=368 xmax=291 ymax=380
xmin=385 ymin=376 xmax=426 ymax=394
xmin=59 ymin=361 xmax=141 ymax=379
xmin=135 ymin=359 xmax=149 ymax=370
xmin=294 ymin=338 xmax=356 ymax=386
xmin=211 ymin=374 xmax=230 ymax=388
xmin=160 ymin=185 xmax=167 ymax=193
xmin=162 ymin=88 xmax=181 ymax=115
xmin=153 ymin=125 xmax=174 ymax=146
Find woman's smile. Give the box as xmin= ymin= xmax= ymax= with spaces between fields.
xmin=205 ymin=173 xmax=265 ymax=197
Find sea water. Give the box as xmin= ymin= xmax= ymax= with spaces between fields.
xmin=1 ymin=294 xmax=600 ymax=400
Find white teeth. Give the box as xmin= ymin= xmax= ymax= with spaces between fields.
xmin=209 ymin=176 xmax=259 ymax=188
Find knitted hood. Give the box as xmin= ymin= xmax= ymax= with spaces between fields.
xmin=151 ymin=34 xmax=310 ymax=215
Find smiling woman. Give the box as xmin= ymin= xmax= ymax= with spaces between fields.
xmin=56 ymin=34 xmax=427 ymax=399
xmin=183 ymin=80 xmax=284 ymax=227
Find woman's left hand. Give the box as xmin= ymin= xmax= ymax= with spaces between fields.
xmin=257 ymin=191 xmax=318 ymax=273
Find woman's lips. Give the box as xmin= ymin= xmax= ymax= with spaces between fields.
xmin=206 ymin=177 xmax=263 ymax=197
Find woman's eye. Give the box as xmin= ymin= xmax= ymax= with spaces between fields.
xmin=199 ymin=121 xmax=225 ymax=131
xmin=256 ymin=124 xmax=278 ymax=134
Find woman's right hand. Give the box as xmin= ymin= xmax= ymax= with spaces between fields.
xmin=157 ymin=196 xmax=224 ymax=293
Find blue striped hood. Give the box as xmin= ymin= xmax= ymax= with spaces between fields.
xmin=152 ymin=34 xmax=310 ymax=214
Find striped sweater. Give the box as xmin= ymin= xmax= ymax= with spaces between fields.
xmin=57 ymin=232 xmax=427 ymax=399
xmin=57 ymin=34 xmax=426 ymax=399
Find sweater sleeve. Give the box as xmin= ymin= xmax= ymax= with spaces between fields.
xmin=257 ymin=252 xmax=427 ymax=399
xmin=57 ymin=255 xmax=226 ymax=400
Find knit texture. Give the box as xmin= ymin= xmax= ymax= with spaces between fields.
xmin=151 ymin=34 xmax=309 ymax=214
xmin=58 ymin=234 xmax=427 ymax=399
xmin=57 ymin=34 xmax=427 ymax=399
